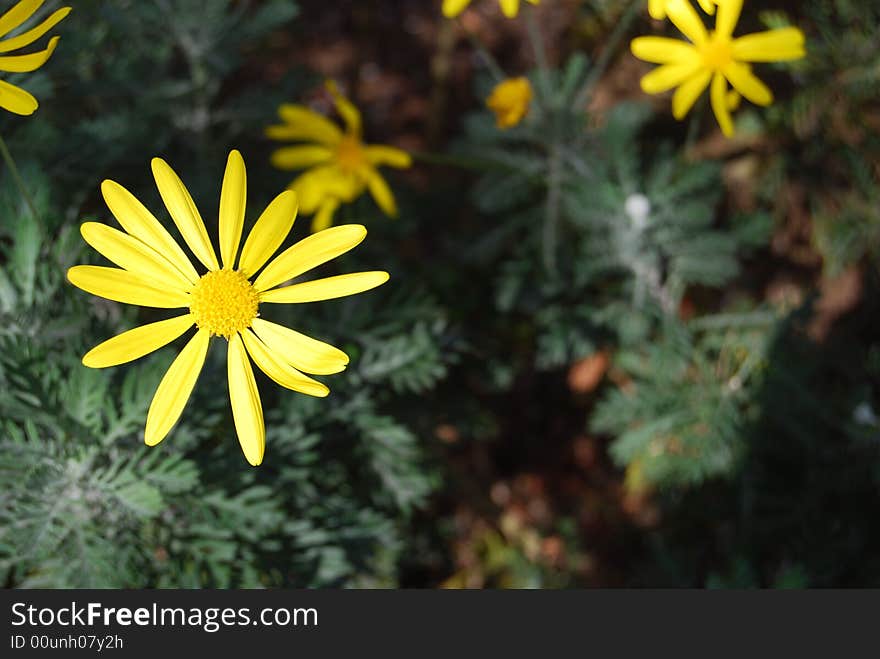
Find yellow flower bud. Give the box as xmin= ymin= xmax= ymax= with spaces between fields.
xmin=486 ymin=77 xmax=533 ymax=129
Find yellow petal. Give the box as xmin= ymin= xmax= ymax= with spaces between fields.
xmin=151 ymin=157 xmax=220 ymax=271
xmin=0 ymin=78 xmax=36 ymax=115
xmin=240 ymin=329 xmax=329 ymax=397
xmin=83 ymin=314 xmax=195 ymax=368
xmin=364 ymin=167 xmax=398 ymax=217
xmin=326 ymin=80 xmax=361 ymax=137
xmin=250 ymin=317 xmax=349 ymax=375
xmin=288 ymin=166 xmax=334 ymax=212
xmin=696 ymin=0 xmax=716 ymax=14
xmin=265 ymin=103 xmax=342 ymax=145
xmin=260 ymin=271 xmax=389 ymax=304
xmin=710 ymin=72 xmax=734 ymax=137
xmin=723 ymin=62 xmax=773 ymax=106
xmin=731 ymin=27 xmax=805 ymax=62
xmin=289 ymin=166 xmax=361 ymax=214
xmin=0 ymin=0 xmax=41 ymax=39
xmin=648 ymin=0 xmax=666 ymax=19
xmin=144 ymin=329 xmax=209 ymax=446
xmin=727 ymin=89 xmax=742 ymax=111
xmin=630 ymin=36 xmax=698 ymax=64
xmin=715 ymin=0 xmax=742 ymax=38
xmin=228 ymin=333 xmax=265 ymax=466
xmin=254 ymin=224 xmax=367 ymax=292
xmin=270 ymin=145 xmax=333 ymax=170
xmin=80 ymin=222 xmax=193 ymax=292
xmin=67 ymin=265 xmax=190 ymax=308
xmin=0 ymin=6 xmax=70 ymax=53
xmin=499 ymin=0 xmax=519 ymax=18
xmin=364 ymin=145 xmax=412 ymax=168
xmin=0 ymin=35 xmax=58 ymax=73
xmin=650 ymin=0 xmax=715 ymax=19
xmin=640 ymin=60 xmax=702 ymax=94
xmin=665 ymin=0 xmax=708 ymax=45
xmin=443 ymin=0 xmax=471 ymax=17
xmin=238 ymin=190 xmax=297 ymax=278
xmin=311 ymin=198 xmax=340 ymax=234
xmin=672 ymin=69 xmax=711 ymax=119
xmin=219 ymin=149 xmax=246 ymax=269
xmin=101 ymin=180 xmax=199 ymax=284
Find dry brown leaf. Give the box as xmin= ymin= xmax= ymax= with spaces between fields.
xmin=567 ymin=350 xmax=610 ymax=394
xmin=808 ymin=266 xmax=864 ymax=341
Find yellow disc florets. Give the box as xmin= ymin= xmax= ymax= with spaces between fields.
xmin=700 ymin=34 xmax=733 ymax=71
xmin=336 ymin=135 xmax=365 ymax=173
xmin=189 ymin=269 xmax=259 ymax=338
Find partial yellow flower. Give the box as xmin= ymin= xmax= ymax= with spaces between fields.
xmin=67 ymin=150 xmax=389 ymax=466
xmin=631 ymin=0 xmax=806 ymax=136
xmin=443 ymin=0 xmax=539 ymax=19
xmin=266 ymin=81 xmax=411 ymax=233
xmin=486 ymin=76 xmax=532 ymax=129
xmin=0 ymin=0 xmax=71 ymax=115
xmin=649 ymin=0 xmax=718 ymax=20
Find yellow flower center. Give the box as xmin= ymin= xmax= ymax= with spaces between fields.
xmin=336 ymin=135 xmax=365 ymax=173
xmin=700 ymin=34 xmax=733 ymax=71
xmin=189 ymin=269 xmax=259 ymax=338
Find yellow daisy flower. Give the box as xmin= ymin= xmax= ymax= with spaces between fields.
xmin=648 ymin=0 xmax=717 ymax=20
xmin=486 ymin=76 xmax=532 ymax=129
xmin=266 ymin=81 xmax=411 ymax=233
xmin=0 ymin=0 xmax=71 ymax=115
xmin=443 ymin=0 xmax=539 ymax=19
xmin=631 ymin=0 xmax=806 ymax=136
xmin=67 ymin=150 xmax=389 ymax=466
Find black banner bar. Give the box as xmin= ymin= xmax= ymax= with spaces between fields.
xmin=1 ymin=590 xmax=875 ymax=655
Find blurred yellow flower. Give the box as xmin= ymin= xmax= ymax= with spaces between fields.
xmin=631 ymin=0 xmax=805 ymax=136
xmin=68 ymin=150 xmax=389 ymax=466
xmin=649 ymin=0 xmax=717 ymax=20
xmin=486 ymin=77 xmax=532 ymax=129
xmin=266 ymin=81 xmax=411 ymax=233
xmin=443 ymin=0 xmax=539 ymax=19
xmin=0 ymin=0 xmax=71 ymax=115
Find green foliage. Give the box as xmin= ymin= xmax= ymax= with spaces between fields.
xmin=4 ymin=0 xmax=302 ymax=199
xmin=631 ymin=299 xmax=880 ymax=587
xmin=459 ymin=65 xmax=769 ymax=371
xmin=0 ymin=0 xmax=456 ymax=588
xmin=444 ymin=19 xmax=879 ymax=588
xmin=593 ymin=313 xmax=773 ymax=487
xmin=761 ymin=0 xmax=880 ymax=275
xmin=811 ymin=152 xmax=880 ymax=276
xmin=0 ymin=189 xmax=451 ymax=586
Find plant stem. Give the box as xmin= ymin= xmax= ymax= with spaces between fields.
xmin=574 ymin=0 xmax=641 ymax=110
xmin=462 ymin=23 xmax=505 ymax=82
xmin=410 ymin=150 xmax=518 ymax=172
xmin=523 ymin=4 xmax=562 ymax=275
xmin=543 ymin=141 xmax=562 ymax=276
xmin=427 ymin=18 xmax=457 ymax=147
xmin=689 ymin=311 xmax=779 ymax=331
xmin=0 ymin=134 xmax=38 ymax=220
xmin=684 ymin=107 xmax=702 ymax=154
xmin=524 ymin=7 xmax=551 ymax=103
